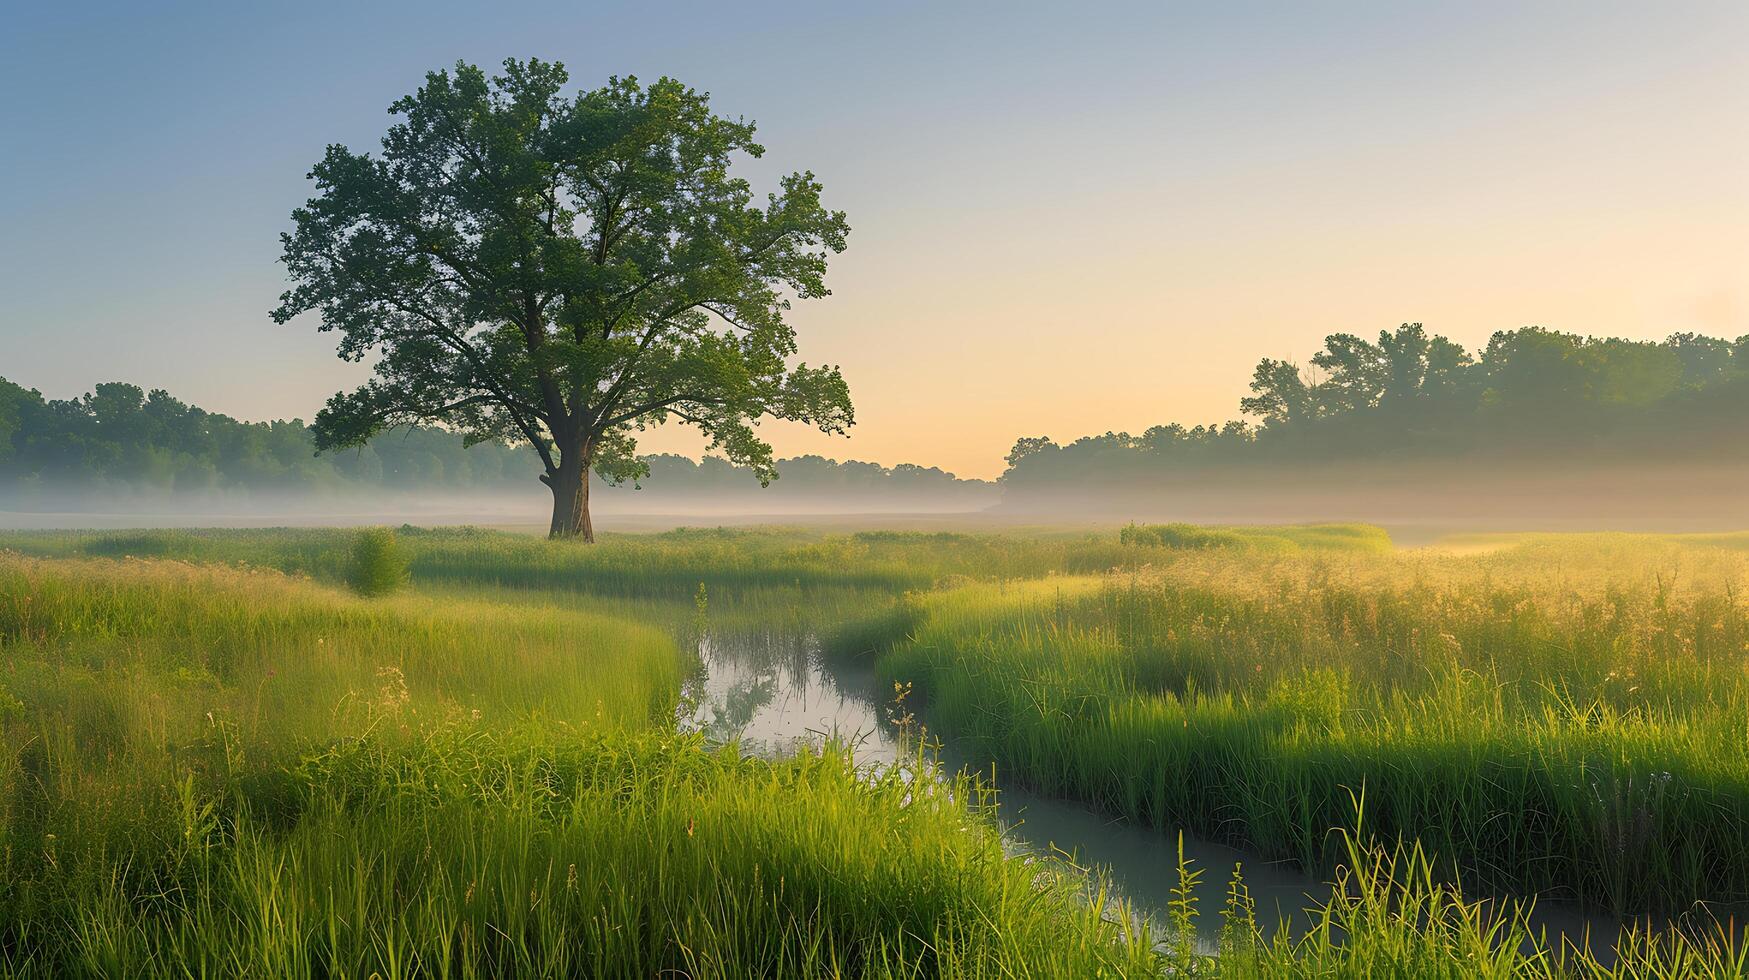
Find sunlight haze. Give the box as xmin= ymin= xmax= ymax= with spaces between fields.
xmin=14 ymin=7 xmax=1749 ymax=973
xmin=4 ymin=1 xmax=1745 ymax=478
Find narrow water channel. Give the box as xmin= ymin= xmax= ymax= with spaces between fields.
xmin=679 ymin=627 xmax=1635 ymax=959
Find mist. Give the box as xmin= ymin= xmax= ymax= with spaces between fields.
xmin=995 ymin=459 xmax=1749 ymax=538
xmin=0 ymin=475 xmax=1002 ymax=531
xmin=11 ymin=457 xmax=1749 ymax=541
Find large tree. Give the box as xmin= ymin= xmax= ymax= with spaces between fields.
xmin=274 ymin=59 xmax=854 ymax=540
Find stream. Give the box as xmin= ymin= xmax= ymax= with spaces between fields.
xmin=679 ymin=626 xmax=1637 ymax=959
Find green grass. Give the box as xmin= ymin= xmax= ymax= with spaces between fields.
xmin=347 ymin=526 xmax=410 ymax=596
xmin=0 ymin=546 xmax=1157 ymax=977
xmin=850 ymin=538 xmax=1749 ymax=916
xmin=1119 ymin=521 xmax=1395 ymax=553
xmin=0 ymin=525 xmax=1136 ymax=599
xmin=8 ymin=526 xmax=1749 ymax=976
xmin=11 ymin=724 xmax=1161 ymax=977
xmin=0 ymin=553 xmax=680 ymax=747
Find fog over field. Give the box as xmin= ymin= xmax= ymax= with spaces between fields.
xmin=0 ymin=485 xmax=1001 ymax=530
xmin=8 ymin=6 xmax=1749 ymax=972
xmin=996 ymin=461 xmax=1749 ymax=533
xmin=9 ymin=460 xmax=1749 ymax=535
xmin=11 ymin=323 xmax=1749 ymax=534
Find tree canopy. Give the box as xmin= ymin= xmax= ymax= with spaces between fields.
xmin=274 ymin=59 xmax=854 ymax=539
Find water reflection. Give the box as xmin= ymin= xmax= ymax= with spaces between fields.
xmin=679 ymin=626 xmax=1638 ymax=959
xmin=680 ymin=630 xmax=895 ymax=760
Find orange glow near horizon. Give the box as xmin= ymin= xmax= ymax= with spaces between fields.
xmin=4 ymin=3 xmax=1746 ymax=481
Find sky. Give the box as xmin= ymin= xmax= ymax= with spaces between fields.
xmin=3 ymin=2 xmax=1746 ymax=480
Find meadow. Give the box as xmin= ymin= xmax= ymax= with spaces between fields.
xmin=0 ymin=542 xmax=1160 ymax=977
xmin=4 ymin=524 xmax=1749 ymax=976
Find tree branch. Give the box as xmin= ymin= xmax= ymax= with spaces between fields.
xmin=601 ymin=393 xmax=728 ymax=429
xmin=593 ymin=298 xmax=717 ymax=420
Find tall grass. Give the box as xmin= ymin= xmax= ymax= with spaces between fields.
xmin=6 ymin=724 xmax=1161 ymax=977
xmin=0 ymin=526 xmax=1138 ymax=599
xmin=0 ymin=549 xmax=1158 ymax=977
xmin=1206 ymin=813 xmax=1749 ymax=978
xmin=854 ymin=538 xmax=1749 ymax=915
xmin=0 ymin=553 xmax=679 ymax=748
xmin=11 ymin=528 xmax=1749 ymax=975
xmin=1119 ymin=521 xmax=1394 ymax=554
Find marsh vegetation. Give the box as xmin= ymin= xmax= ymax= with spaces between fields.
xmin=4 ymin=525 xmax=1749 ymax=975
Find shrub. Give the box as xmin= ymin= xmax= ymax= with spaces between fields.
xmin=347 ymin=527 xmax=409 ymax=597
xmin=80 ymin=531 xmax=192 ymax=558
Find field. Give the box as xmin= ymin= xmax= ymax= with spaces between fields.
xmin=4 ymin=525 xmax=1749 ymax=976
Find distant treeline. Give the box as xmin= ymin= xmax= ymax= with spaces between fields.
xmin=0 ymin=378 xmax=531 ymax=498
xmin=619 ymin=454 xmax=994 ymax=509
xmin=0 ymin=378 xmax=990 ymax=509
xmin=10 ymin=324 xmax=1746 ymax=519
xmin=1002 ymin=326 xmax=1749 ymax=494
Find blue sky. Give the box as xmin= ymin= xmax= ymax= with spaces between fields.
xmin=4 ymin=2 xmax=1746 ymax=476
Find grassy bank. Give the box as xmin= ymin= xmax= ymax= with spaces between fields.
xmin=857 ymin=536 xmax=1749 ymax=916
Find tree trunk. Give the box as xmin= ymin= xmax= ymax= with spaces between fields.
xmin=547 ymin=462 xmax=594 ymax=542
